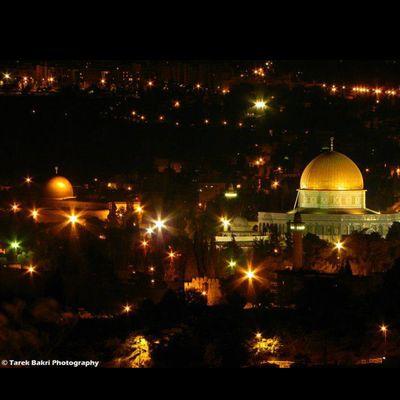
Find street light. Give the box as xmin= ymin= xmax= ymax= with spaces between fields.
xmin=146 ymin=226 xmax=155 ymax=236
xmin=26 ymin=265 xmax=37 ymax=276
xmin=334 ymin=241 xmax=344 ymax=251
xmin=31 ymin=209 xmax=39 ymax=221
xmin=167 ymin=250 xmax=176 ymax=260
xmin=123 ymin=304 xmax=132 ymax=314
xmin=245 ymin=268 xmax=256 ymax=280
xmin=69 ymin=215 xmax=78 ymax=225
xmin=10 ymin=240 xmax=21 ymax=251
xmin=154 ymin=218 xmax=166 ymax=231
xmin=254 ymin=99 xmax=267 ymax=110
xmin=220 ymin=216 xmax=231 ymax=231
xmin=228 ymin=259 xmax=237 ymax=269
xmin=11 ymin=203 xmax=20 ymax=213
xmin=380 ymin=324 xmax=388 ymax=357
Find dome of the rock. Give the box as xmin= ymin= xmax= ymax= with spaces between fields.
xmin=300 ymin=151 xmax=364 ymax=191
xmin=44 ymin=176 xmax=74 ymax=200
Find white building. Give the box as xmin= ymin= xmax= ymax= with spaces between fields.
xmin=259 ymin=146 xmax=400 ymax=242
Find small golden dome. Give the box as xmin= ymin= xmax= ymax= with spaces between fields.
xmin=44 ymin=176 xmax=74 ymax=200
xmin=300 ymin=151 xmax=364 ymax=191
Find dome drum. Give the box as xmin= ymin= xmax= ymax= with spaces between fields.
xmin=298 ymin=189 xmax=366 ymax=209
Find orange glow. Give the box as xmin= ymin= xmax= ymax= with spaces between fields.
xmin=123 ymin=304 xmax=132 ymax=314
xmin=11 ymin=203 xmax=20 ymax=213
xmin=26 ymin=265 xmax=37 ymax=276
xmin=254 ymin=99 xmax=267 ymax=110
xmin=271 ymin=180 xmax=279 ymax=189
xmin=146 ymin=226 xmax=155 ymax=235
xmin=245 ymin=269 xmax=256 ymax=280
xmin=66 ymin=212 xmax=82 ymax=227
xmin=135 ymin=204 xmax=144 ymax=214
xmin=334 ymin=241 xmax=344 ymax=251
xmin=31 ymin=209 xmax=39 ymax=221
xmin=220 ymin=217 xmax=231 ymax=231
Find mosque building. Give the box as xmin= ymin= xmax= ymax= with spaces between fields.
xmin=258 ymin=141 xmax=400 ymax=242
xmin=37 ymin=175 xmax=110 ymax=223
xmin=35 ymin=174 xmax=141 ymax=224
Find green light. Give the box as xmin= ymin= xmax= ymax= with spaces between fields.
xmin=10 ymin=241 xmax=21 ymax=251
xmin=224 ymin=191 xmax=238 ymax=199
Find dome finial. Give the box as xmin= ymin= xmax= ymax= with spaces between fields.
xmin=330 ymin=137 xmax=334 ymax=152
xmin=55 ymin=166 xmax=59 ymax=175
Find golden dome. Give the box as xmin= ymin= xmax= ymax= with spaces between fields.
xmin=300 ymin=151 xmax=364 ymax=191
xmin=44 ymin=176 xmax=74 ymax=200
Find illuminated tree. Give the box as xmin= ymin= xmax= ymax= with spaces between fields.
xmin=114 ymin=335 xmax=152 ymax=368
xmin=248 ymin=335 xmax=282 ymax=366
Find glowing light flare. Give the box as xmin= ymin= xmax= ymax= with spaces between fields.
xmin=334 ymin=241 xmax=344 ymax=251
xmin=154 ymin=218 xmax=166 ymax=231
xmin=167 ymin=248 xmax=180 ymax=261
xmin=146 ymin=226 xmax=155 ymax=236
xmin=228 ymin=259 xmax=237 ymax=269
xmin=25 ymin=176 xmax=33 ymax=184
xmin=235 ymin=264 xmax=265 ymax=288
xmin=134 ymin=204 xmax=144 ymax=214
xmin=10 ymin=240 xmax=21 ymax=251
xmin=254 ymin=99 xmax=267 ymax=110
xmin=69 ymin=215 xmax=79 ymax=225
xmin=30 ymin=209 xmax=39 ymax=221
xmin=11 ymin=203 xmax=21 ymax=213
xmin=26 ymin=265 xmax=37 ymax=276
xmin=220 ymin=217 xmax=231 ymax=231
xmin=380 ymin=324 xmax=388 ymax=334
xmin=245 ymin=269 xmax=256 ymax=280
xmin=271 ymin=180 xmax=280 ymax=189
xmin=123 ymin=304 xmax=132 ymax=314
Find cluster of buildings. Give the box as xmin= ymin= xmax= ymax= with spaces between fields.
xmin=0 ymin=61 xmax=244 ymax=92
xmin=218 ymin=140 xmax=400 ymax=248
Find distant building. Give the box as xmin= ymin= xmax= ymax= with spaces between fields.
xmin=259 ymin=141 xmax=400 ymax=242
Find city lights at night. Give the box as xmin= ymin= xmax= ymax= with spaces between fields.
xmin=2 ymin=52 xmax=400 ymax=371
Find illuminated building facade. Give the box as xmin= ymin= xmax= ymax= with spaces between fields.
xmin=259 ymin=144 xmax=400 ymax=242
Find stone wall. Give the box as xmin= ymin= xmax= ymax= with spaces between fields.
xmin=184 ymin=277 xmax=223 ymax=306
